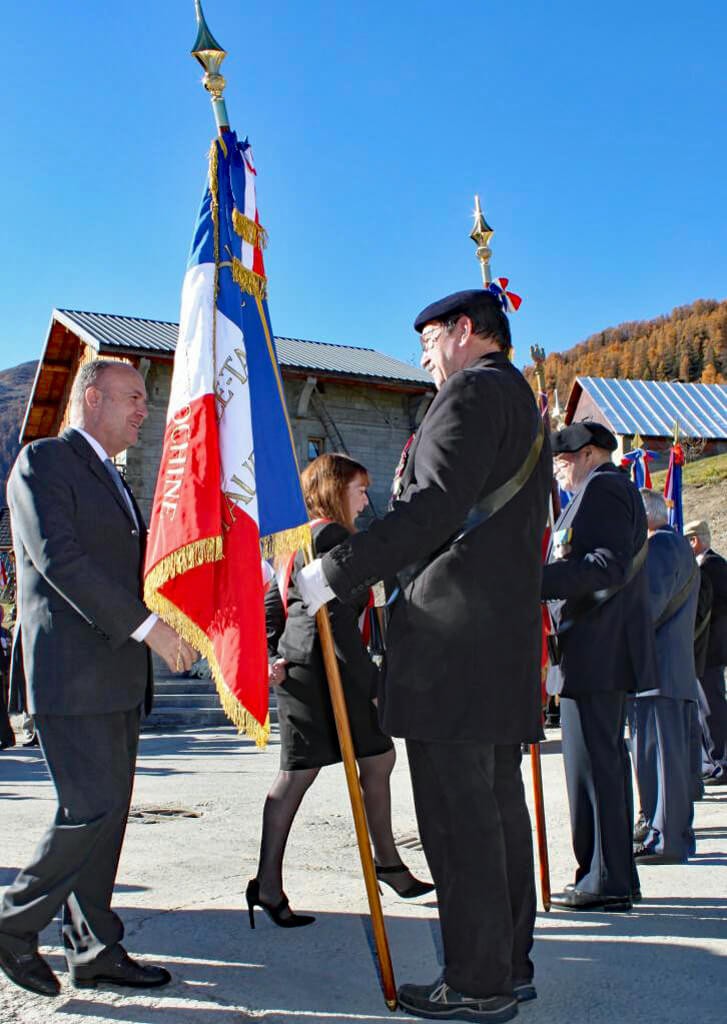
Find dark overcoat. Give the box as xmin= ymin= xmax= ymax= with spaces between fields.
xmin=542 ymin=463 xmax=658 ymax=697
xmin=322 ymin=351 xmax=552 ymax=745
xmin=7 ymin=428 xmax=152 ymax=716
xmin=701 ymin=549 xmax=727 ymax=669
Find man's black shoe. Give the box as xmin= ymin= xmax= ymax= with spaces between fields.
xmin=513 ymin=980 xmax=536 ymax=1003
xmin=703 ymin=769 xmax=726 ymax=787
xmin=0 ymin=947 xmax=60 ymax=997
xmin=398 ymin=977 xmax=518 ymax=1022
xmin=70 ymin=944 xmax=171 ymax=989
xmin=633 ymin=843 xmax=686 ymax=865
xmin=551 ymin=888 xmax=631 ymax=912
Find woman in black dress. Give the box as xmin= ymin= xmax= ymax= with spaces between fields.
xmin=247 ymin=454 xmax=432 ymax=927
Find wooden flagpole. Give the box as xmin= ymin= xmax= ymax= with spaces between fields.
xmin=311 ymin=561 xmax=398 ymax=1009
xmin=190 ymin=3 xmax=397 ymax=1005
xmin=471 ymin=196 xmax=552 ymax=912
xmin=529 ymin=345 xmax=557 ymax=912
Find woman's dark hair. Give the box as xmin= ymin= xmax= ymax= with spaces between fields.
xmin=301 ymin=453 xmax=370 ymax=532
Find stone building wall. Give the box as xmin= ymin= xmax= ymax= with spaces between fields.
xmin=122 ymin=362 xmax=430 ymax=523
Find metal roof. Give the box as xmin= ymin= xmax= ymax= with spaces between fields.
xmin=55 ymin=309 xmax=431 ymax=385
xmin=573 ymin=377 xmax=727 ymax=439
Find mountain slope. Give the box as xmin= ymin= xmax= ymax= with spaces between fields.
xmin=0 ymin=361 xmax=37 ymax=502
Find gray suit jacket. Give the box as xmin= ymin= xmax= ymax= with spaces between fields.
xmin=8 ymin=428 xmax=152 ymax=716
xmin=643 ymin=527 xmax=699 ymax=702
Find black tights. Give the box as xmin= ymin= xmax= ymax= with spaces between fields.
xmin=255 ymin=747 xmax=400 ymax=905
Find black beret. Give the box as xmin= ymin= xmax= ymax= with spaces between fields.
xmin=414 ymin=289 xmax=502 ymax=332
xmin=551 ymin=420 xmax=618 ymax=454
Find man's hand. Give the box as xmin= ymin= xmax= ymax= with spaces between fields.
xmin=297 ymin=559 xmax=335 ymax=617
xmin=268 ymin=658 xmax=288 ymax=685
xmin=144 ymin=620 xmax=197 ymax=673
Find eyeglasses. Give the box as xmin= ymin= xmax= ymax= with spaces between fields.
xmin=419 ymin=319 xmax=457 ymax=352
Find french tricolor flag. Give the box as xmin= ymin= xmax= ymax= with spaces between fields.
xmin=144 ymin=130 xmax=309 ymax=746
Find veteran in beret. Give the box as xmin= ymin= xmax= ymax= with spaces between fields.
xmin=542 ymin=421 xmax=658 ymax=911
xmin=297 ymin=288 xmax=552 ymax=1022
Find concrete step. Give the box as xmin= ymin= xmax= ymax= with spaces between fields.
xmin=153 ymin=679 xmax=217 ymax=695
xmin=143 ymin=708 xmax=230 ymax=730
xmin=153 ymin=693 xmax=222 ymax=709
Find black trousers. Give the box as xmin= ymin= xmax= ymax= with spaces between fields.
xmin=700 ymin=665 xmax=727 ymax=769
xmin=406 ymin=740 xmax=536 ymax=999
xmin=561 ymin=692 xmax=636 ymax=897
xmin=0 ymin=707 xmax=140 ymax=965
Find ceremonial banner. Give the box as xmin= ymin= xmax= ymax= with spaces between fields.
xmin=144 ymin=129 xmax=309 ymax=746
xmin=664 ymin=441 xmax=685 ymax=533
xmin=621 ymin=435 xmax=657 ymax=489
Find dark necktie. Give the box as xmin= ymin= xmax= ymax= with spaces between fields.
xmin=104 ymin=458 xmax=138 ymax=528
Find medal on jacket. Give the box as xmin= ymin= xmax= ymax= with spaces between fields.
xmin=553 ymin=527 xmax=573 ymax=559
xmin=390 ymin=433 xmax=415 ymax=505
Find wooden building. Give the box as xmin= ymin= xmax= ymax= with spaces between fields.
xmin=21 ymin=309 xmax=435 ymax=519
xmin=565 ymin=376 xmax=727 ymax=463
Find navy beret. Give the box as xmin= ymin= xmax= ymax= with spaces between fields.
xmin=551 ymin=420 xmax=618 ymax=454
xmin=414 ymin=289 xmax=503 ymax=332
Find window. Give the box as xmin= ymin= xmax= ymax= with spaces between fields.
xmin=307 ymin=437 xmax=325 ymax=461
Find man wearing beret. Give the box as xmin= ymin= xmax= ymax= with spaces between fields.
xmin=299 ymin=289 xmax=552 ymax=1022
xmin=542 ymin=422 xmax=658 ymax=911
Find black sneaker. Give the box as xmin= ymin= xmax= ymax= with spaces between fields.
xmin=513 ymin=980 xmax=536 ymax=1003
xmin=398 ymin=977 xmax=518 ymax=1022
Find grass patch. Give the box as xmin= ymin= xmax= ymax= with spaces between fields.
xmin=651 ymin=451 xmax=727 ymax=489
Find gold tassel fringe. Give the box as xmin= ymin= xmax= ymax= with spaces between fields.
xmin=230 ymin=258 xmax=268 ymax=300
xmin=143 ymin=537 xmax=223 ymax=599
xmin=146 ymin=588 xmax=270 ymax=749
xmin=260 ymin=522 xmax=311 ymax=560
xmin=232 ymin=208 xmax=268 ymax=249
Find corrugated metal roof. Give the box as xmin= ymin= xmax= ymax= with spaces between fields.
xmin=576 ymin=377 xmax=727 ymax=439
xmin=55 ymin=309 xmax=431 ymax=385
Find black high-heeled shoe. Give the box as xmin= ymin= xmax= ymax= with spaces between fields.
xmin=245 ymin=879 xmax=315 ymax=929
xmin=375 ymin=864 xmax=436 ymax=899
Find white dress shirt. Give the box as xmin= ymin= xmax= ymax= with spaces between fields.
xmin=71 ymin=427 xmax=157 ymax=643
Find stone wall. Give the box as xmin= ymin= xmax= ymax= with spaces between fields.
xmin=123 ymin=362 xmax=431 ymax=522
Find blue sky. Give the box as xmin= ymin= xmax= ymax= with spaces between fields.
xmin=1 ymin=1 xmax=725 ymax=372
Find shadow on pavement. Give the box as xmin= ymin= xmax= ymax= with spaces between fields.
xmin=32 ymin=902 xmax=723 ymax=1024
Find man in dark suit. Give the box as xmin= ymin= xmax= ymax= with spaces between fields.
xmin=684 ymin=519 xmax=727 ymax=784
xmin=542 ymin=422 xmax=658 ymax=912
xmin=631 ymin=490 xmax=699 ymax=863
xmin=0 ymin=360 xmax=195 ymax=998
xmin=297 ymin=289 xmax=552 ymax=1023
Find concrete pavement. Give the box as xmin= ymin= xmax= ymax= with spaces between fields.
xmin=0 ymin=725 xmax=725 ymax=1024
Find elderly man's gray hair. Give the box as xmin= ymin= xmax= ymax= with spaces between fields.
xmin=69 ymin=360 xmax=120 ymax=417
xmin=639 ymin=487 xmax=669 ymax=528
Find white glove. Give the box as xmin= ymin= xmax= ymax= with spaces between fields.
xmin=297 ymin=558 xmax=335 ymax=617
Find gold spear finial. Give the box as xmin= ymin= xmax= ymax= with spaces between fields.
xmin=470 ymin=194 xmax=494 ymax=287
xmin=191 ymin=0 xmax=229 ymax=132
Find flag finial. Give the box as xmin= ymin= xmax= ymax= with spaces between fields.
xmin=470 ymin=194 xmax=494 ymax=286
xmin=191 ymin=0 xmax=229 ymax=132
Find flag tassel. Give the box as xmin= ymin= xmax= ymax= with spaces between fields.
xmin=145 ymin=588 xmax=270 ymax=749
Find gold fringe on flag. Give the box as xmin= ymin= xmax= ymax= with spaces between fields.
xmin=230 ymin=258 xmax=268 ymax=300
xmin=143 ymin=537 xmax=223 ymax=597
xmin=260 ymin=522 xmax=312 ymax=560
xmin=145 ymin=583 xmax=270 ymax=749
xmin=232 ymin=209 xmax=268 ymax=249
